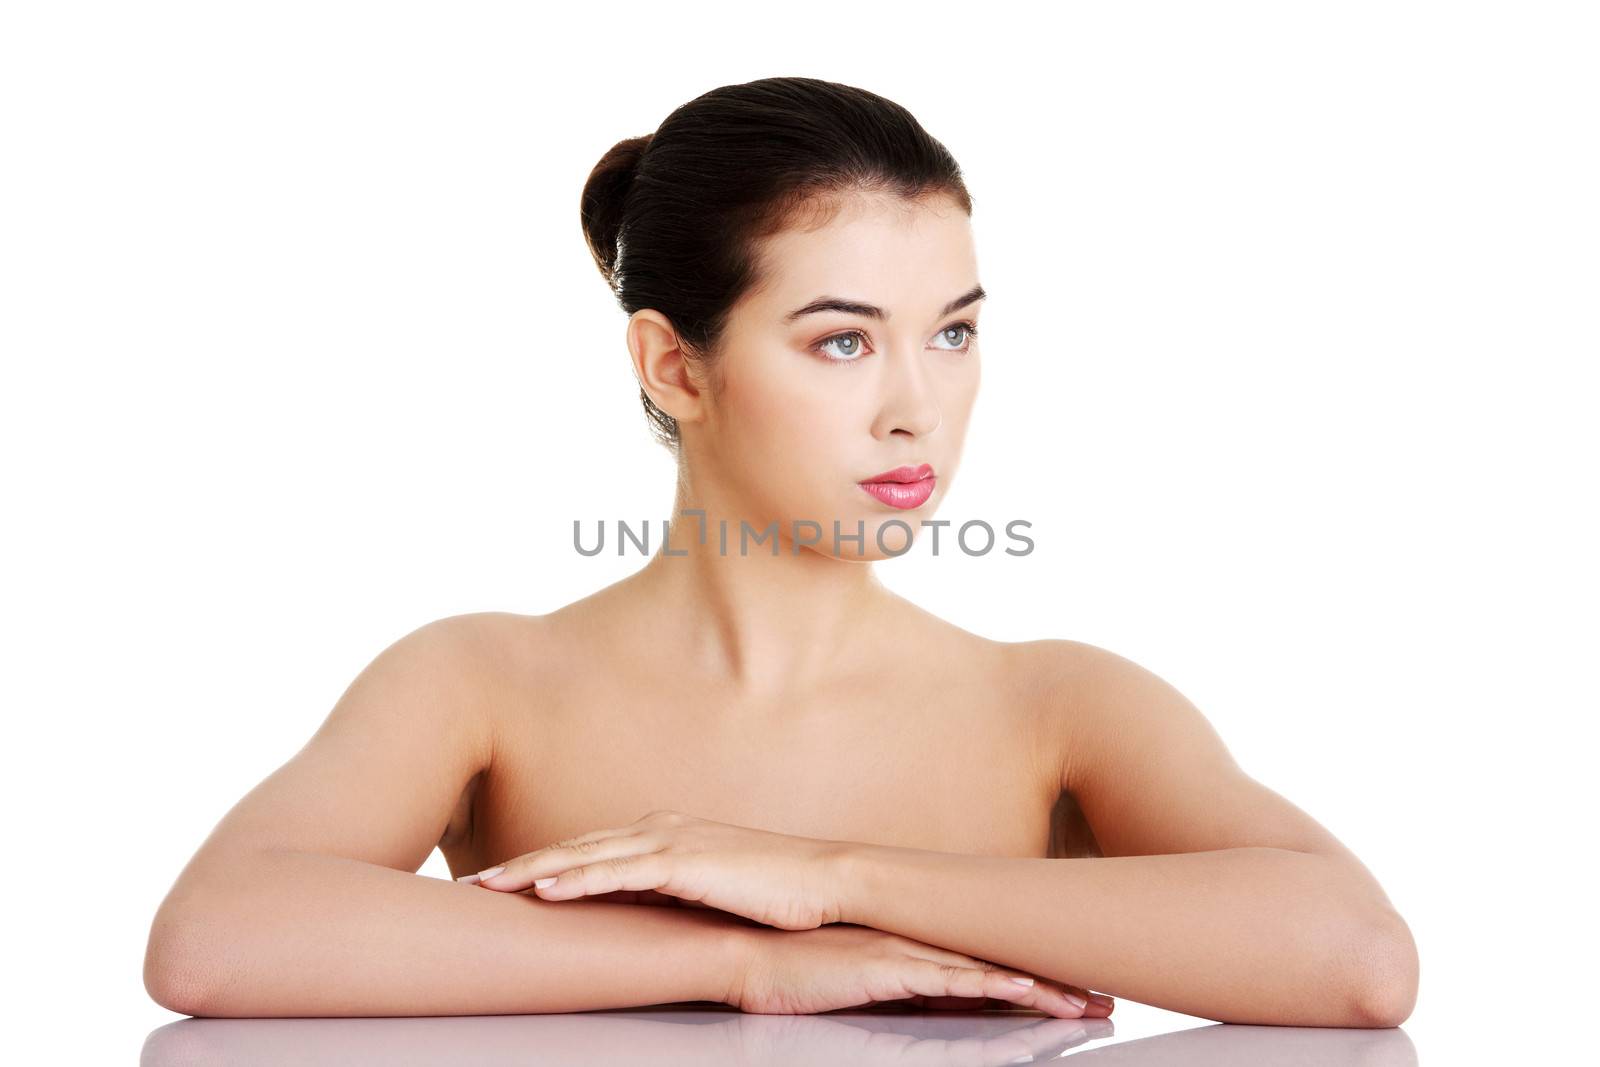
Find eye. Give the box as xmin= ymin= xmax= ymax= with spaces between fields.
xmin=815 ymin=330 xmax=868 ymax=363
xmin=932 ymin=320 xmax=979 ymax=351
xmin=811 ymin=320 xmax=980 ymax=366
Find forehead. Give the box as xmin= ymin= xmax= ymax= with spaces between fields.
xmin=747 ymin=192 xmax=978 ymax=317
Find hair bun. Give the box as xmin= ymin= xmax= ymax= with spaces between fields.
xmin=579 ymin=134 xmax=652 ymax=290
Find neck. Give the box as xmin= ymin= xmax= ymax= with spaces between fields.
xmin=629 ymin=476 xmax=893 ymax=699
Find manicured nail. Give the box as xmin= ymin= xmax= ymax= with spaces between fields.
xmin=455 ymin=873 xmax=481 ymax=884
xmin=1064 ymin=991 xmax=1088 ymax=1010
xmin=476 ymin=866 xmax=505 ymax=880
xmin=1009 ymin=976 xmax=1035 ymax=986
xmin=534 ymin=876 xmax=558 ymax=888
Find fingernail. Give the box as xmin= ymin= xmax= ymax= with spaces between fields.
xmin=1009 ymin=976 xmax=1035 ymax=986
xmin=455 ymin=873 xmax=481 ymax=884
xmin=477 ymin=866 xmax=505 ymax=880
xmin=1064 ymin=991 xmax=1088 ymax=1010
xmin=534 ymin=877 xmax=558 ymax=888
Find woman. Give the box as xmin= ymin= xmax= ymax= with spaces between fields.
xmin=143 ymin=77 xmax=1417 ymax=1026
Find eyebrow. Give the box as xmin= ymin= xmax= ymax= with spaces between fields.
xmin=782 ymin=284 xmax=987 ymax=324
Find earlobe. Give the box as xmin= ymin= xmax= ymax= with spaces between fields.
xmin=628 ymin=310 xmax=703 ymax=424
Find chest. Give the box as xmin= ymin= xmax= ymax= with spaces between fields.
xmin=451 ymin=679 xmax=1060 ymax=872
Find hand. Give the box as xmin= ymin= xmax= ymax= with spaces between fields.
xmin=729 ymin=923 xmax=1116 ymax=1019
xmin=463 ymin=809 xmax=848 ymax=930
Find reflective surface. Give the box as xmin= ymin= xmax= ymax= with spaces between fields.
xmin=142 ymin=1004 xmax=1419 ymax=1065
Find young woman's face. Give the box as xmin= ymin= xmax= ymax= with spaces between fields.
xmin=692 ymin=190 xmax=983 ymax=562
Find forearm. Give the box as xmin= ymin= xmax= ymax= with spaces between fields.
xmin=836 ymin=843 xmax=1409 ymax=1027
xmin=145 ymin=848 xmax=748 ymax=1017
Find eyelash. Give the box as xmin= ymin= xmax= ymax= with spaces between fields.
xmin=812 ymin=319 xmax=980 ymax=367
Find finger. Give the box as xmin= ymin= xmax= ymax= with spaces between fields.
xmin=1010 ymin=977 xmax=1100 ymax=1019
xmin=474 ymin=832 xmax=645 ymax=892
xmin=901 ymin=948 xmax=1050 ymax=999
xmin=462 ymin=830 xmax=632 ymax=886
xmin=533 ymin=852 xmax=670 ymax=901
xmin=913 ymin=949 xmax=1112 ymax=1018
xmin=969 ymin=969 xmax=1069 ymax=1013
xmin=1059 ymin=982 xmax=1115 ymax=1015
xmin=953 ymin=967 xmax=1097 ymax=1020
xmin=898 ymin=962 xmax=1040 ymax=1011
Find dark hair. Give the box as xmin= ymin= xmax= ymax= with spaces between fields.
xmin=578 ymin=77 xmax=974 ymax=452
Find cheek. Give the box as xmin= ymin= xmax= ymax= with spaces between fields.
xmin=950 ymin=378 xmax=979 ymax=430
xmin=724 ymin=361 xmax=854 ymax=453
xmin=720 ymin=370 xmax=859 ymax=511
xmin=939 ymin=358 xmax=980 ymax=430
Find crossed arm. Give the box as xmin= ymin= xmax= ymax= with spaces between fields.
xmin=832 ymin=640 xmax=1419 ymax=1028
xmin=473 ymin=638 xmax=1418 ymax=1026
xmin=147 ymin=620 xmax=1416 ymax=1021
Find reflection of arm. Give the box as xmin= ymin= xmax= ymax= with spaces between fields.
xmin=836 ymin=640 xmax=1417 ymax=1028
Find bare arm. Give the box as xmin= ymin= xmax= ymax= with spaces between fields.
xmin=837 ymin=842 xmax=1391 ymax=1027
xmin=834 ymin=640 xmax=1417 ymax=1028
xmin=146 ymin=847 xmax=750 ymax=1016
xmin=143 ymin=613 xmax=749 ymax=1016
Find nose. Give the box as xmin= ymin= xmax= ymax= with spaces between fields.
xmin=871 ymin=343 xmax=943 ymax=439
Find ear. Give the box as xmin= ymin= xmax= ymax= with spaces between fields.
xmin=626 ymin=309 xmax=707 ymax=427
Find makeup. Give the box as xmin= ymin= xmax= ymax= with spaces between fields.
xmin=859 ymin=463 xmax=936 ymax=509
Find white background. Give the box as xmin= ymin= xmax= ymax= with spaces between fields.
xmin=4 ymin=1 xmax=1595 ymax=1060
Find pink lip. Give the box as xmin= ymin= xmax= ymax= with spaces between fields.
xmin=862 ymin=463 xmax=934 ymax=484
xmin=859 ymin=463 xmax=936 ymax=509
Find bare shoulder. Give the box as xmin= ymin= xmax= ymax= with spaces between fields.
xmin=424 ymin=609 xmax=552 ymax=671
xmin=1006 ymin=636 xmax=1151 ymax=710
xmin=415 ymin=609 xmax=564 ymax=721
xmin=1009 ymin=636 xmax=1381 ymax=870
xmin=1000 ymin=638 xmax=1120 ymax=789
xmin=355 ymin=612 xmax=526 ymax=753
xmin=1004 ymin=635 xmax=1111 ymax=692
xmin=1004 ymin=635 xmax=1244 ymax=802
xmin=395 ymin=611 xmax=550 ymax=695
xmin=157 ymin=611 xmax=549 ymax=880
xmin=443 ymin=603 xmax=636 ymax=725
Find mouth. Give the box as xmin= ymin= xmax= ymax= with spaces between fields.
xmin=858 ymin=463 xmax=937 ymax=510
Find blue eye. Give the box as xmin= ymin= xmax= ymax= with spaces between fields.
xmin=817 ymin=331 xmax=866 ymax=362
xmin=812 ymin=320 xmax=979 ymax=366
xmin=932 ymin=322 xmax=979 ymax=351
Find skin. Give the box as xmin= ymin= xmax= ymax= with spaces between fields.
xmin=147 ymin=188 xmax=1414 ymax=1022
xmin=451 ymin=188 xmax=1104 ymax=1011
xmin=455 ymin=190 xmax=1041 ymax=868
xmin=441 ymin=189 xmax=1415 ymax=1025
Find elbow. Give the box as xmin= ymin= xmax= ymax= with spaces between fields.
xmin=145 ymin=949 xmax=207 ymax=1017
xmin=1346 ymin=912 xmax=1419 ymax=1028
xmin=144 ymin=910 xmax=216 ymax=1017
xmin=145 ymin=961 xmax=206 ymax=1018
